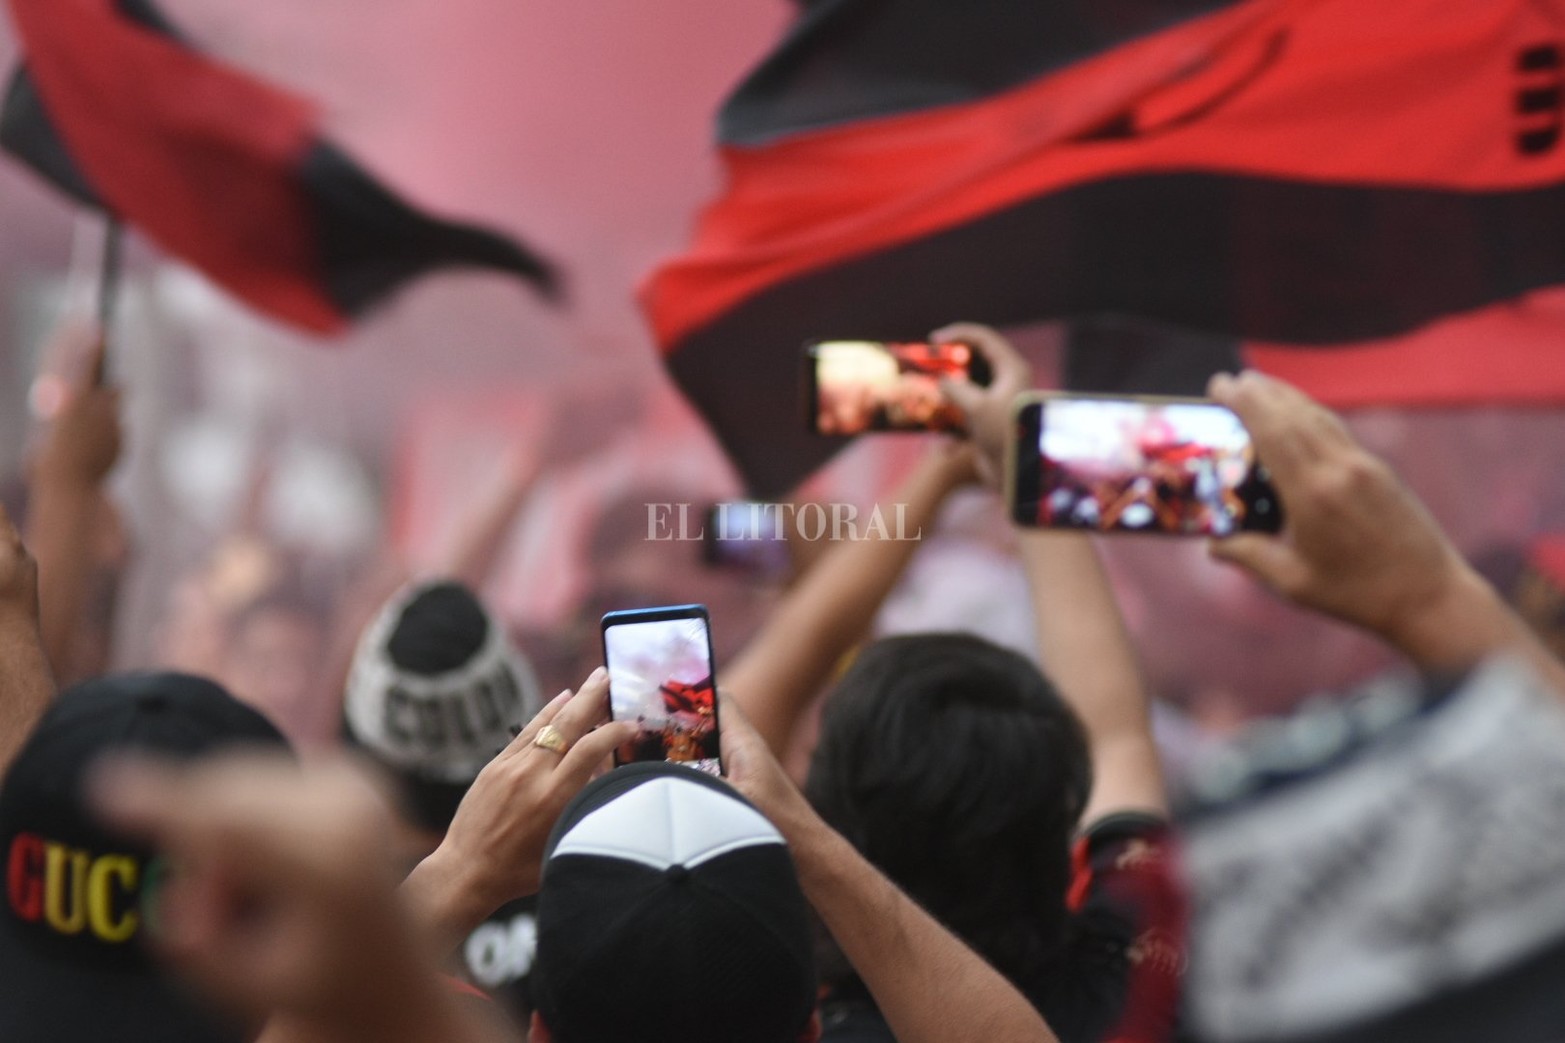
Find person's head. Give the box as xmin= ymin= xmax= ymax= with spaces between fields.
xmin=529 ymin=762 xmax=819 ymax=1043
xmin=806 ymin=633 xmax=1091 ymax=986
xmin=0 ymin=672 xmax=291 ymax=1043
xmin=224 ymin=585 xmax=329 ymax=744
xmin=343 ymin=580 xmax=542 ymax=851
xmin=584 ymin=489 xmax=775 ymax=668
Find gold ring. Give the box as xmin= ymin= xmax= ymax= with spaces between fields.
xmin=532 ymin=724 xmax=569 ymax=755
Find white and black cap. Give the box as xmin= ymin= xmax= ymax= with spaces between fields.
xmin=343 ymin=580 xmax=540 ymax=830
xmin=532 ymin=762 xmax=817 ymax=1043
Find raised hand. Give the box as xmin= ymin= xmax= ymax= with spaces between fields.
xmin=1208 ymin=370 xmax=1546 ymax=679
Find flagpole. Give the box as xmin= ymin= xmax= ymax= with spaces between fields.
xmin=95 ymin=216 xmax=123 ymax=385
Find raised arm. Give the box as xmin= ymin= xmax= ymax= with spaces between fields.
xmin=436 ymin=446 xmax=543 ymax=592
xmin=1208 ymin=370 xmax=1565 ymax=693
xmin=1016 ymin=533 xmax=1167 ymax=821
xmin=27 ymin=332 xmax=124 ymax=683
xmin=721 ymin=694 xmax=1059 ymax=1043
xmin=725 ymin=441 xmax=978 ymax=756
xmin=940 ymin=322 xmax=1166 ymax=823
xmin=0 ymin=504 xmax=54 ymax=777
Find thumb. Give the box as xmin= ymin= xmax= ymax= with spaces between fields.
xmin=717 ymin=690 xmax=759 ymax=750
xmin=716 ymin=691 xmax=771 ymax=777
xmin=1208 ymin=533 xmax=1309 ymax=598
xmin=940 ymin=376 xmax=985 ymax=420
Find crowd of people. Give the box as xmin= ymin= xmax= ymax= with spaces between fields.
xmin=2 ymin=320 xmax=1564 ymax=1043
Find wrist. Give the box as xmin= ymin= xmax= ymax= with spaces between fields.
xmin=28 ymin=461 xmax=101 ymax=497
xmin=1383 ymin=560 xmax=1523 ymax=674
xmin=916 ymin=439 xmax=982 ymax=491
xmin=402 ymin=846 xmax=503 ymax=958
xmin=775 ymin=806 xmax=848 ymax=892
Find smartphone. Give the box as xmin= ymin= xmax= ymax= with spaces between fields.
xmin=1008 ymin=393 xmax=1284 ymax=536
xmin=600 ymin=605 xmax=721 ymax=775
xmin=806 ymin=339 xmax=992 ymax=435
xmin=701 ymin=502 xmax=790 ymax=579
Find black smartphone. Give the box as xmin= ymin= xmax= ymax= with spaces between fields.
xmin=701 ymin=502 xmax=790 ymax=578
xmin=600 ymin=604 xmax=721 ymax=775
xmin=1008 ymin=393 xmax=1284 ymax=536
xmin=806 ymin=339 xmax=992 ymax=435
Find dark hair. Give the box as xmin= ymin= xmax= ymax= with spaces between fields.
xmin=806 ymin=632 xmax=1091 ymax=990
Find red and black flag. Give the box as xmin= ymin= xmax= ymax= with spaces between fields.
xmin=643 ymin=0 xmax=1565 ymax=496
xmin=0 ymin=0 xmax=558 ymax=335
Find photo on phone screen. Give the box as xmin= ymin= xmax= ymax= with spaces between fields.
xmin=601 ymin=605 xmax=720 ymax=775
xmin=808 ymin=340 xmax=991 ymax=435
xmin=702 ymin=502 xmax=790 ymax=579
xmin=1010 ymin=395 xmax=1283 ymax=536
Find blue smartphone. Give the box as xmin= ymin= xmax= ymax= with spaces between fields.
xmin=600 ymin=604 xmax=721 ymax=775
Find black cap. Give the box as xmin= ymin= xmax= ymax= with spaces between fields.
xmin=0 ymin=672 xmax=290 ymax=1042
xmin=532 ymin=762 xmax=817 ymax=1043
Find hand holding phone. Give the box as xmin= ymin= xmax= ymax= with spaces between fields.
xmin=600 ymin=605 xmax=722 ymax=775
xmin=1008 ymin=393 xmax=1283 ymax=537
xmin=807 ymin=339 xmax=992 ymax=435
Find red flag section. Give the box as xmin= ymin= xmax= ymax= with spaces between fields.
xmin=2 ymin=0 xmax=556 ymax=334
xmin=1246 ymin=289 xmax=1565 ymax=409
xmin=644 ymin=0 xmax=1565 ymax=495
xmin=7 ymin=0 xmax=330 ymax=327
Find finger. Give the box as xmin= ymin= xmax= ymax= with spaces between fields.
xmin=1208 ymin=533 xmax=1309 ymax=597
xmin=1211 ymin=370 xmax=1351 ymax=480
xmin=939 ymin=375 xmax=985 ymax=419
xmin=0 ymin=501 xmax=21 ymax=544
xmin=151 ymin=860 xmax=231 ymax=961
xmin=554 ymin=720 xmax=638 ymax=785
xmin=931 ymin=322 xmax=1032 ymax=395
xmin=1209 ymin=371 xmax=1313 ymax=481
xmin=88 ymin=756 xmax=194 ymax=847
xmin=507 ymin=689 xmax=575 ymax=758
xmin=715 ymin=689 xmax=764 ymax=762
xmin=540 ymin=667 xmax=612 ymax=748
xmin=92 ymin=753 xmax=334 ymax=876
xmin=85 ymin=330 xmax=110 ymax=389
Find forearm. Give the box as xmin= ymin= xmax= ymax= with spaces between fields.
xmin=1387 ymin=559 xmax=1565 ymax=695
xmin=0 ymin=609 xmax=56 ymax=777
xmin=727 ymin=450 xmax=968 ymax=754
xmin=789 ymin=816 xmax=1058 ymax=1043
xmin=400 ymin=847 xmax=508 ymax=963
xmin=439 ymin=469 xmax=536 ymax=592
xmin=26 ymin=476 xmax=103 ymax=679
xmin=1018 ymin=531 xmax=1164 ymax=814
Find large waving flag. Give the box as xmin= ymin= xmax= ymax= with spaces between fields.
xmin=0 ymin=0 xmax=558 ymax=334
xmin=643 ymin=0 xmax=1565 ymax=496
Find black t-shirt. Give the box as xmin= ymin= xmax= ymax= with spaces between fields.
xmin=460 ymin=895 xmax=538 ymax=1028
xmin=820 ymin=812 xmax=1184 ymax=1043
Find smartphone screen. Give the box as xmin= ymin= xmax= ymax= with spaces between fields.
xmin=1010 ymin=395 xmax=1284 ymax=536
xmin=808 ymin=339 xmax=991 ymax=435
xmin=601 ymin=605 xmax=721 ymax=775
xmin=701 ymin=502 xmax=790 ymax=578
